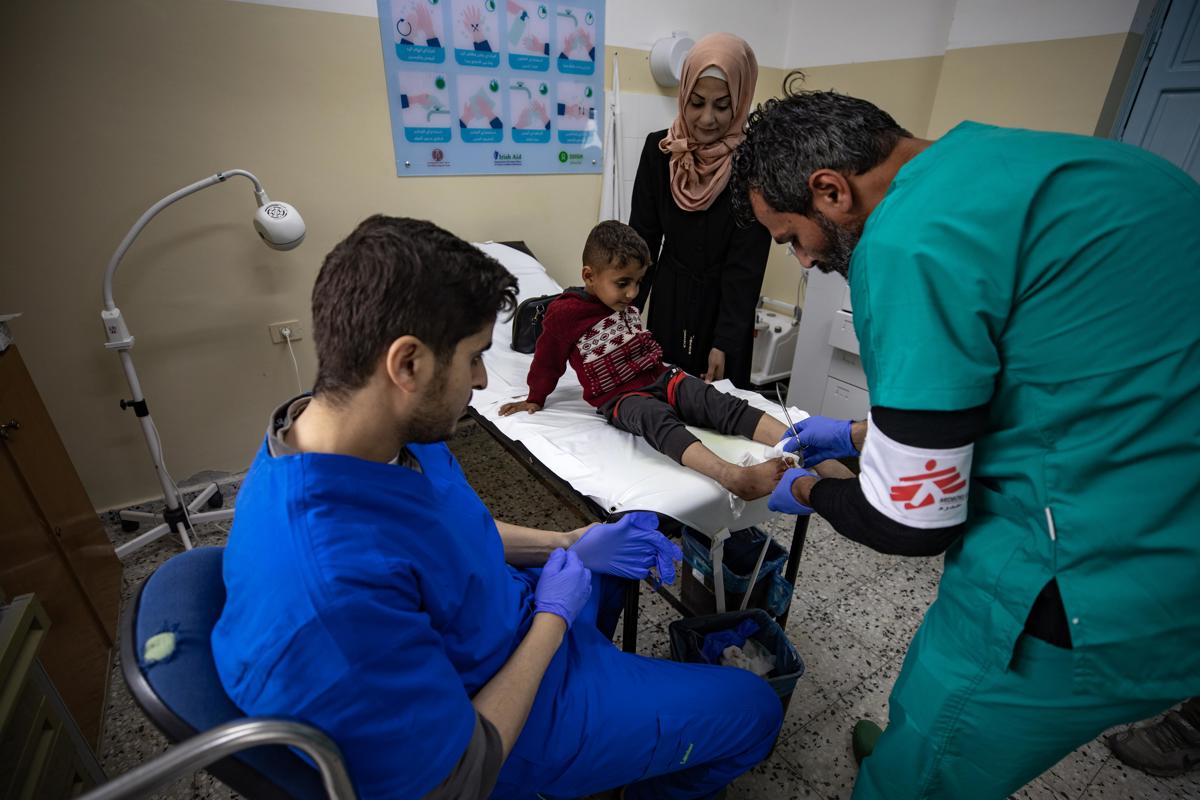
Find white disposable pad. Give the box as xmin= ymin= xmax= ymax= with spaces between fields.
xmin=470 ymin=242 xmax=807 ymax=533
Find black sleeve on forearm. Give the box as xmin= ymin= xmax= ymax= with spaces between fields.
xmin=810 ymin=476 xmax=964 ymax=556
xmin=808 ymin=404 xmax=989 ymax=557
xmin=870 ymin=404 xmax=990 ymax=448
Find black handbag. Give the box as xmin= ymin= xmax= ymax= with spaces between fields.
xmin=511 ymin=293 xmax=559 ymax=354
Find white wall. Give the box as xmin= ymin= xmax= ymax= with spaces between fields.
xmin=617 ymin=90 xmax=677 ymax=216
xmin=229 ymin=0 xmax=800 ymax=66
xmin=946 ymin=0 xmax=1141 ymax=50
xmin=618 ymin=0 xmax=1146 ymax=64
xmin=783 ymin=0 xmax=956 ymax=67
xmin=230 ymin=0 xmax=1144 ymax=68
xmin=605 ymin=0 xmax=794 ymax=66
xmin=228 ymin=0 xmax=378 ymax=15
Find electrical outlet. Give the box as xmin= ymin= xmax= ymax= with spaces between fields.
xmin=268 ymin=320 xmax=303 ymax=344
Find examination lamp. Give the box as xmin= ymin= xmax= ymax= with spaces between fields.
xmin=100 ymin=169 xmax=305 ymax=559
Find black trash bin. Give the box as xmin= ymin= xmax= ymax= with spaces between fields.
xmin=667 ymin=609 xmax=805 ymax=702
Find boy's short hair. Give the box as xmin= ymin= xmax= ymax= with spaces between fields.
xmin=583 ymin=220 xmax=651 ymax=271
xmin=311 ymin=215 xmax=518 ymax=401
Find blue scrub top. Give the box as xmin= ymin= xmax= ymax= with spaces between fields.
xmin=212 ymin=440 xmax=557 ymax=797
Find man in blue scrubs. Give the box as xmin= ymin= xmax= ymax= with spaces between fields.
xmin=211 ymin=215 xmax=783 ymax=799
xmin=730 ymin=87 xmax=1200 ymax=798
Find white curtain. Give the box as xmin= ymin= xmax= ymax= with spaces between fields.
xmin=598 ymin=53 xmax=623 ymax=222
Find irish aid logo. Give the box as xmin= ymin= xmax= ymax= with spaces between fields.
xmin=890 ymin=460 xmax=967 ymax=510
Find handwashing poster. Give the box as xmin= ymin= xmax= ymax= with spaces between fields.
xmin=510 ymin=79 xmax=552 ymax=143
xmin=451 ymin=0 xmax=500 ymax=68
xmin=391 ymin=0 xmax=447 ymax=61
xmin=397 ymin=72 xmax=453 ymax=142
xmin=553 ymin=5 xmax=597 ymax=75
xmin=555 ymin=81 xmax=596 ymax=144
xmin=378 ymin=0 xmax=604 ymax=175
xmin=506 ymin=0 xmax=550 ymax=71
xmin=457 ymin=75 xmax=505 ymax=142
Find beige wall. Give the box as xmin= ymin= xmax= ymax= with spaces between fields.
xmin=761 ymin=36 xmax=1133 ymax=304
xmin=927 ymin=33 xmax=1132 ymax=137
xmin=3 ymin=0 xmax=610 ymax=511
xmin=0 ymin=0 xmax=1139 ymax=511
xmin=608 ymin=46 xmax=946 ymax=307
xmin=790 ymin=56 xmax=946 ymax=138
xmin=757 ymin=55 xmax=947 ymax=304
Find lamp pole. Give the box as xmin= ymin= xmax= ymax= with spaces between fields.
xmin=100 ymin=169 xmax=304 ymax=558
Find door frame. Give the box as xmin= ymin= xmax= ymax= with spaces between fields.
xmin=1109 ymin=0 xmax=1178 ymax=139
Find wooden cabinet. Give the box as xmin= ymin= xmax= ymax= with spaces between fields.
xmin=0 ymin=344 xmax=121 ymax=747
xmin=0 ymin=594 xmax=105 ymax=796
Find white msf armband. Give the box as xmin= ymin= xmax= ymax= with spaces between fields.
xmin=859 ymin=414 xmax=972 ymax=529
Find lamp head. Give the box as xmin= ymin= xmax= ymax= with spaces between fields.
xmin=253 ymin=200 xmax=306 ymax=251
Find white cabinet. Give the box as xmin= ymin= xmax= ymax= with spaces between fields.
xmin=822 ymin=378 xmax=869 ymax=420
xmin=828 ymin=309 xmax=860 ymax=355
xmin=787 ymin=269 xmax=870 ymax=420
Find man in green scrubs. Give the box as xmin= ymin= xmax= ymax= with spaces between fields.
xmin=729 ymin=86 xmax=1200 ymax=799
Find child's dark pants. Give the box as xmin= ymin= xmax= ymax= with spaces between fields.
xmin=600 ymin=367 xmax=765 ymax=463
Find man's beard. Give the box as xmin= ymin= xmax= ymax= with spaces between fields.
xmin=401 ymin=370 xmax=460 ymax=444
xmin=812 ymin=212 xmax=863 ymax=280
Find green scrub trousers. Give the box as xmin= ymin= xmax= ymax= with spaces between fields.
xmin=853 ymin=599 xmax=1176 ymax=799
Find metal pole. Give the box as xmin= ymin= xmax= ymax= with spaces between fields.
xmin=778 ymin=515 xmax=810 ymax=629
xmin=78 ymin=719 xmax=356 ymax=800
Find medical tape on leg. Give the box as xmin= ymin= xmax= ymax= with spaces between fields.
xmin=665 ymin=370 xmax=688 ymax=409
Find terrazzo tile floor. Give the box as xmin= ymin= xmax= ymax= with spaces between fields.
xmin=96 ymin=418 xmax=1200 ymax=799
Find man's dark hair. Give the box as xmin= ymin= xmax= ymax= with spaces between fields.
xmin=582 ymin=219 xmax=651 ymax=271
xmin=311 ymin=215 xmax=517 ymax=400
xmin=731 ymin=72 xmax=912 ymax=222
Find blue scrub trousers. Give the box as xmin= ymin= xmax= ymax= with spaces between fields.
xmin=853 ymin=598 xmax=1179 ymax=799
xmin=492 ymin=575 xmax=783 ymax=800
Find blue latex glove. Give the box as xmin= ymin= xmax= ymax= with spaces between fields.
xmin=700 ymin=618 xmax=761 ymax=665
xmin=779 ymin=415 xmax=857 ymax=466
xmin=768 ymin=467 xmax=817 ymax=515
xmin=534 ymin=548 xmax=592 ymax=628
xmin=571 ymin=511 xmax=683 ymax=586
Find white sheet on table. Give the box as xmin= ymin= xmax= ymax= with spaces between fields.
xmin=471 ymin=242 xmax=809 ymax=533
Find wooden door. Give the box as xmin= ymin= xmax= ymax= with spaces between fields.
xmin=0 ymin=345 xmax=121 ymax=746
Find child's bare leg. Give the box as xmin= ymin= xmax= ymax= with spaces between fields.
xmin=680 ymin=442 xmax=788 ymax=500
xmin=750 ymin=413 xmax=788 ymax=446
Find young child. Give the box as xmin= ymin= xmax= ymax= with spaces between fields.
xmin=500 ymin=220 xmax=787 ymax=500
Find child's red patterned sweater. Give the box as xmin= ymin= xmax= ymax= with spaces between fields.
xmin=525 ymin=287 xmax=667 ymax=408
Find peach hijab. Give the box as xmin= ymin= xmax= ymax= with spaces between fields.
xmin=659 ymin=33 xmax=759 ymax=212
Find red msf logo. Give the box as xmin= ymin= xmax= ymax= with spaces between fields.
xmin=890 ymin=460 xmax=967 ymax=510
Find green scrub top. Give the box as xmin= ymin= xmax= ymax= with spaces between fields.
xmin=851 ymin=122 xmax=1200 ymax=698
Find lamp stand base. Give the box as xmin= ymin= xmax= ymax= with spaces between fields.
xmin=114 ymin=482 xmax=234 ymax=560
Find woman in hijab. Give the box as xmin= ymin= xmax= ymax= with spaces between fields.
xmin=629 ymin=33 xmax=770 ymax=387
